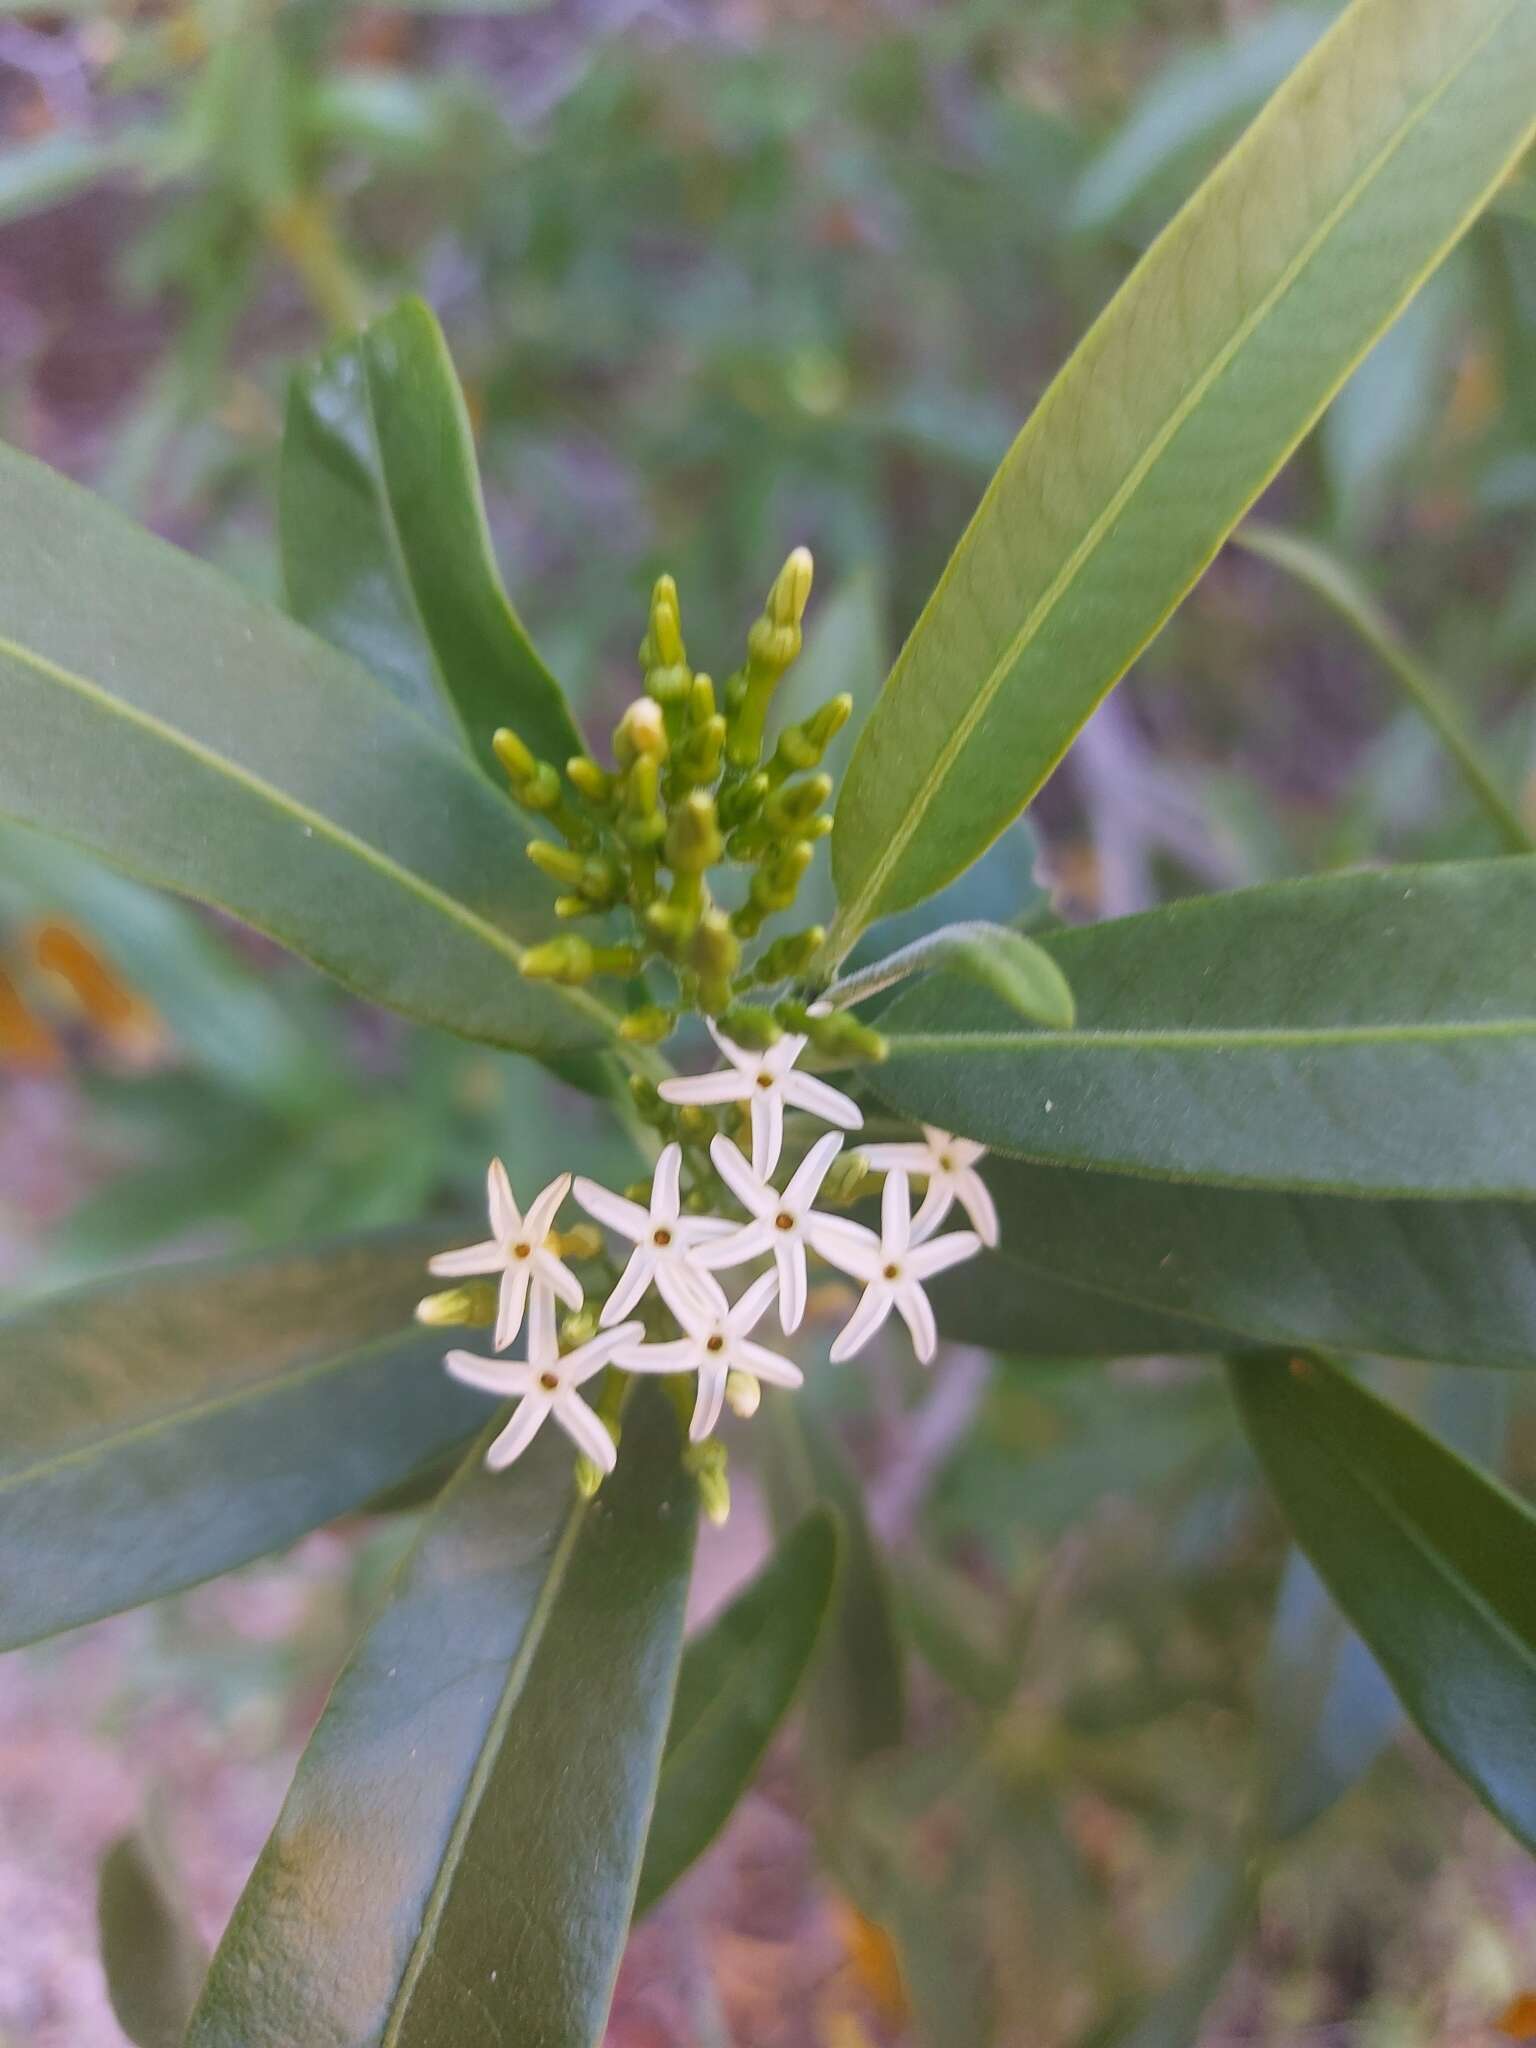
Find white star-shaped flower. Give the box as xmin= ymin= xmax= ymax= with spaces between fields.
xmin=443 ymin=1288 xmax=641 ymax=1475
xmin=657 ymin=1018 xmax=862 ymax=1179
xmin=857 ymin=1125 xmax=998 ymax=1247
xmin=693 ymin=1130 xmax=868 ymax=1334
xmin=573 ymin=1141 xmax=734 ymax=1326
xmin=616 ymin=1269 xmax=803 ymax=1442
xmin=827 ymin=1168 xmax=981 ymax=1365
xmin=428 ymin=1160 xmax=583 ymax=1351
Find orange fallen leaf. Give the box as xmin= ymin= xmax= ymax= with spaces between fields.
xmin=1497 ymin=1991 xmax=1536 ymax=2039
xmin=831 ymin=1895 xmax=908 ymax=2030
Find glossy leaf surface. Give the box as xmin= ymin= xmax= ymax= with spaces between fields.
xmin=98 ymin=1830 xmax=208 ymax=2048
xmin=635 ymin=1509 xmax=837 ymax=1915
xmin=829 ymin=0 xmax=1536 ymax=944
xmin=826 ymin=920 xmax=1073 ymax=1030
xmin=875 ymin=859 xmax=1536 ymax=1196
xmin=0 ymin=1228 xmax=481 ymax=1647
xmin=1231 ymin=1351 xmax=1536 ymax=1854
xmin=186 ymin=1389 xmax=695 ymax=2048
xmin=282 ymin=297 xmax=583 ymax=779
xmin=930 ymin=1157 xmax=1536 ymax=1369
xmin=0 ymin=441 xmax=617 ymax=1056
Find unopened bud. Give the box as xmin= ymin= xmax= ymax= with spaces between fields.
xmin=554 ymin=1225 xmax=605 ymax=1264
xmin=676 ymin=1104 xmax=717 ymax=1145
xmin=628 ymin=1073 xmax=666 ymax=1121
xmin=492 ymin=727 xmax=537 ymax=783
xmin=522 ymin=936 xmax=595 ymax=985
xmin=819 ymin=1150 xmax=871 ymax=1208
xmin=725 ymin=1369 xmax=761 ymax=1419
xmin=560 ymin=1307 xmax=600 ymax=1348
xmin=689 ymin=674 xmax=717 ymax=726
xmin=686 ymin=1439 xmax=732 ymax=1523
xmin=768 ymin=546 xmax=814 ymax=628
xmin=566 ymin=755 xmax=614 ymax=805
xmin=520 ymin=762 xmax=563 ymax=813
xmin=574 ymin=1455 xmax=605 ymax=1499
xmin=752 ymin=927 xmax=825 ymax=983
xmin=620 ymin=1004 xmax=676 ymax=1046
xmin=666 ymin=793 xmax=723 ymax=874
xmin=765 ymin=773 xmax=832 ymax=836
xmin=715 ymin=1004 xmax=780 ymax=1050
xmin=415 ymin=1283 xmax=497 ymax=1327
xmin=554 ymin=895 xmax=593 ymax=919
xmin=810 ymin=1010 xmax=888 ymax=1063
xmin=616 ymin=696 xmax=669 ymax=765
xmin=578 ymin=854 xmax=623 ymax=906
xmin=675 ymin=714 xmax=726 ymax=786
xmin=689 ymin=907 xmax=740 ymax=985
xmin=719 ymin=772 xmax=769 ymax=829
xmin=644 ymin=900 xmax=690 ymax=949
xmin=526 ymin=839 xmax=586 ymax=887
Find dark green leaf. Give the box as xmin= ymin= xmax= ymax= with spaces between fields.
xmin=759 ymin=1395 xmax=905 ymax=1789
xmin=0 ymin=439 xmax=622 ymax=1056
xmin=282 ymin=296 xmax=583 ymax=779
xmin=826 ymin=921 xmax=1074 ymax=1030
xmin=98 ymin=1828 xmax=208 ymax=2048
xmin=635 ymin=1508 xmax=837 ymax=1915
xmin=186 ymin=1387 xmax=695 ymax=2048
xmin=876 ymin=859 xmax=1536 ymax=1196
xmin=828 ymin=0 xmax=1536 ymax=946
xmin=931 ymin=1156 xmax=1536 ymax=1370
xmin=1230 ymin=1350 xmax=1536 ymax=1854
xmin=0 ymin=1228 xmax=482 ymax=1648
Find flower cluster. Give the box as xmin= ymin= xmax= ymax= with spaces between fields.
xmin=416 ymin=551 xmax=998 ymax=1508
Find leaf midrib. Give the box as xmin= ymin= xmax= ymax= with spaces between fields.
xmin=0 ymin=628 xmax=626 ymax=1048
xmin=832 ymin=0 xmax=1514 ymax=950
xmin=0 ymin=1324 xmax=430 ymax=1495
xmin=885 ymin=1018 xmax=1536 ymax=1052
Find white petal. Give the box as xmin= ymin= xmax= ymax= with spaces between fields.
xmin=485 ymin=1396 xmax=552 ymax=1470
xmin=927 ymin=1126 xmax=985 ymax=1169
xmin=535 ymin=1251 xmax=584 ymax=1312
xmin=954 ymin=1168 xmax=999 ymax=1248
xmin=428 ymin=1239 xmax=504 ymax=1278
xmin=658 ymin=1070 xmax=753 ymax=1107
xmin=552 ymin=1392 xmax=617 ymax=1473
xmin=689 ymin=1363 xmax=729 ymax=1443
xmin=881 ymin=1167 xmax=911 ymax=1255
xmin=706 ymin=1017 xmax=758 ymax=1075
xmin=673 ymin=1213 xmax=738 ymax=1244
xmin=805 ymin=1213 xmax=882 ymax=1280
xmin=525 ymin=1281 xmax=559 ymax=1365
xmin=774 ymin=1240 xmax=808 ymax=1334
xmin=565 ymin=1320 xmax=647 ymax=1385
xmin=651 ymin=1143 xmax=683 ymax=1222
xmin=782 ymin=1070 xmax=864 ymax=1132
xmin=655 ymin=1257 xmax=727 ymax=1329
xmin=599 ymin=1244 xmax=655 ymax=1325
xmin=725 ymin=1267 xmax=781 ymax=1336
xmin=486 ymin=1158 xmax=519 ymax=1239
xmin=856 ymin=1144 xmax=932 ymax=1174
xmin=443 ymin=1350 xmax=535 ymax=1397
xmin=908 ymin=1177 xmax=958 ymax=1244
xmin=709 ymin=1132 xmax=770 ymax=1214
xmin=619 ymin=1337 xmax=701 ymax=1375
xmin=572 ymin=1176 xmax=649 ymax=1242
xmin=693 ymin=1217 xmax=776 ymax=1270
xmin=906 ymin=1229 xmax=982 ymax=1281
xmin=750 ymin=1088 xmax=785 ymax=1181
xmin=735 ymin=1338 xmax=803 ymax=1389
xmin=523 ymin=1171 xmax=572 ymax=1245
xmin=783 ymin=1130 xmax=844 ymax=1209
xmin=829 ymin=1285 xmax=895 ymax=1362
xmin=494 ymin=1265 xmax=531 ymax=1352
xmin=894 ymin=1281 xmax=937 ymax=1363
xmin=762 ymin=1030 xmax=809 ymax=1077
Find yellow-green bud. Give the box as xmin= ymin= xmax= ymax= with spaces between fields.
xmin=624 ymin=1180 xmax=653 ymax=1205
xmin=615 ymin=696 xmax=669 ymax=765
xmin=819 ymin=1150 xmax=871 ymax=1208
xmin=566 ymin=755 xmax=614 ymax=805
xmin=643 ymin=900 xmax=690 ymax=950
xmin=415 ymin=1282 xmax=497 ymax=1327
xmin=560 ymin=1307 xmax=600 ymax=1348
xmin=619 ymin=1005 xmax=675 ymax=1045
xmin=715 ymin=1004 xmax=780 ymax=1050
xmin=686 ymin=1439 xmax=732 ymax=1525
xmin=718 ymin=771 xmax=769 ymax=829
xmin=725 ymin=1369 xmax=761 ymax=1420
xmin=647 ymin=575 xmax=685 ymax=667
xmin=526 ymin=839 xmax=587 ymax=887
xmin=574 ymin=1455 xmax=605 ymax=1499
xmin=810 ymin=1010 xmax=888 ymax=1063
xmin=520 ymin=762 xmax=563 ymax=813
xmin=522 ymin=936 xmax=594 ymax=984
xmin=751 ymin=926 xmax=825 ymax=983
xmin=628 ymin=1073 xmax=666 ymax=1121
xmin=676 ymin=1105 xmax=717 ymax=1146
xmin=579 ymin=854 xmax=623 ymax=905
xmin=768 ymin=545 xmax=814 ymax=629
xmin=492 ymin=727 xmax=537 ymax=783
xmin=765 ymin=773 xmax=832 ymax=837
xmin=689 ymin=674 xmax=717 ymax=726
xmin=675 ymin=714 xmax=726 ymax=786
xmin=806 ymin=692 xmax=852 ymax=750
xmin=554 ymin=895 xmax=596 ymax=919
xmin=553 ymin=1225 xmax=605 ymax=1264
xmin=665 ymin=793 xmax=723 ymax=874
xmin=689 ymin=907 xmax=740 ymax=984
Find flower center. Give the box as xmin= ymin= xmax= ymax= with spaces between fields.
xmin=939 ymin=1155 xmax=954 ymax=1173
xmin=511 ymin=1241 xmax=532 ymax=1260
xmin=652 ymin=1227 xmax=672 ymax=1248
xmin=775 ymin=1211 xmax=795 ymax=1232
xmin=756 ymin=1072 xmax=773 ymax=1089
xmin=705 ymin=1334 xmax=725 ymax=1353
xmin=883 ymin=1262 xmax=901 ymax=1281
xmin=538 ymin=1370 xmax=559 ymax=1391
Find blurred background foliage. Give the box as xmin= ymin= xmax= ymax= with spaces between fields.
xmin=2 ymin=2 xmax=1535 ymax=2043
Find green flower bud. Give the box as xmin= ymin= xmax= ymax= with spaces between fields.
xmin=578 ymin=854 xmax=624 ymax=906
xmin=809 ymin=1010 xmax=888 ymax=1063
xmin=520 ymin=762 xmax=564 ymax=814
xmin=719 ymin=771 xmax=769 ymax=829
xmin=554 ymin=1224 xmax=605 ymax=1264
xmin=676 ymin=1105 xmax=717 ymax=1145
xmin=764 ymin=773 xmax=832 ymax=837
xmin=553 ymin=894 xmax=595 ymax=919
xmin=819 ymin=1149 xmax=871 ymax=1208
xmin=768 ymin=545 xmax=814 ymax=629
xmin=648 ymin=576 xmax=685 ymax=668
xmin=715 ymin=1003 xmax=781 ymax=1050
xmin=725 ymin=1369 xmax=761 ymax=1420
xmin=674 ymin=714 xmax=726 ymax=787
xmin=689 ymin=906 xmax=740 ymax=983
xmin=725 ymin=822 xmax=771 ymax=862
xmin=574 ymin=1455 xmax=606 ymax=1499
xmin=665 ymin=792 xmax=723 ymax=874
xmin=750 ymin=926 xmax=825 ymax=984
xmin=526 ymin=839 xmax=587 ymax=888
xmin=615 ymin=696 xmax=669 ymax=765
xmin=522 ymin=936 xmax=594 ymax=984
xmin=566 ymin=755 xmax=614 ymax=806
xmin=686 ymin=1439 xmax=731 ymax=1524
xmin=492 ymin=726 xmax=537 ymax=784
xmin=415 ymin=1282 xmax=498 ymax=1326
xmin=619 ymin=1005 xmax=676 ymax=1045
xmin=628 ymin=1073 xmax=666 ymax=1121
xmin=689 ymin=673 xmax=717 ymax=726
xmin=560 ymin=1307 xmax=600 ymax=1348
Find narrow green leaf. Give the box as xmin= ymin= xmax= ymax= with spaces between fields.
xmin=0 ymin=1228 xmax=483 ymax=1648
xmin=185 ymin=1388 xmax=695 ymax=2048
xmin=826 ymin=921 xmax=1074 ymax=1031
xmin=635 ymin=1509 xmax=837 ymax=1916
xmin=931 ymin=1157 xmax=1536 ymax=1371
xmin=98 ymin=1829 xmax=209 ymax=2048
xmin=829 ymin=0 xmax=1536 ymax=948
xmin=875 ymin=859 xmax=1536 ymax=1196
xmin=0 ymin=440 xmax=623 ymax=1057
xmin=759 ymin=1396 xmax=904 ymax=1790
xmin=1230 ymin=1351 xmax=1536 ymax=1854
xmin=282 ymin=297 xmax=583 ymax=779
xmin=1238 ymin=523 xmax=1534 ymax=853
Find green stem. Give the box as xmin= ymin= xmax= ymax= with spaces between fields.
xmin=1238 ymin=522 xmax=1534 ymax=856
